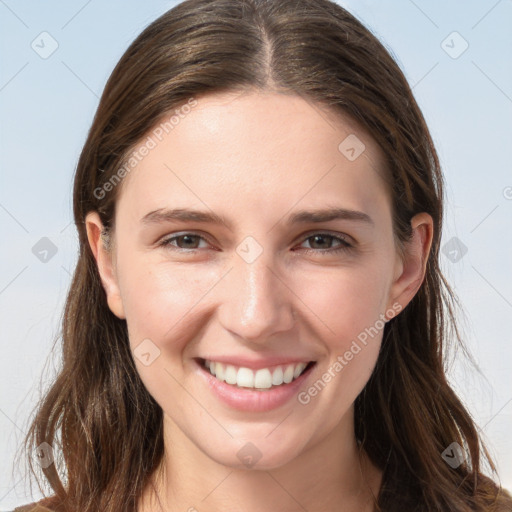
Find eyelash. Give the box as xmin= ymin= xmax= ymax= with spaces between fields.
xmin=158 ymin=232 xmax=353 ymax=256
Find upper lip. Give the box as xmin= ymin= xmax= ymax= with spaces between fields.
xmin=196 ymin=356 xmax=315 ymax=371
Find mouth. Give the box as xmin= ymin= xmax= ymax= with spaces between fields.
xmin=195 ymin=357 xmax=317 ymax=391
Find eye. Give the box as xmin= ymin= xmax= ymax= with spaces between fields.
xmin=297 ymin=232 xmax=353 ymax=255
xmin=159 ymin=233 xmax=210 ymax=250
xmin=158 ymin=231 xmax=354 ymax=255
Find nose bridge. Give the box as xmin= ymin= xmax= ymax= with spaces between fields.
xmin=218 ymin=243 xmax=295 ymax=341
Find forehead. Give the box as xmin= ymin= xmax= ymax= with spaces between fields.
xmin=115 ymin=90 xmax=390 ymax=227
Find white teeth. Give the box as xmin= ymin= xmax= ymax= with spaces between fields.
xmin=254 ymin=368 xmax=272 ymax=389
xmin=293 ymin=362 xmax=307 ymax=379
xmin=225 ymin=364 xmax=237 ymax=385
xmin=215 ymin=362 xmax=225 ymax=381
xmin=283 ymin=364 xmax=294 ymax=384
xmin=272 ymin=366 xmax=284 ymax=385
xmin=237 ymin=367 xmax=254 ymax=388
xmin=203 ymin=359 xmax=311 ymax=390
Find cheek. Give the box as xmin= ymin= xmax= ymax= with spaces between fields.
xmin=117 ymin=246 xmax=393 ymax=361
xmin=117 ymin=258 xmax=221 ymax=349
xmin=292 ymin=260 xmax=392 ymax=343
xmin=290 ymin=259 xmax=392 ymax=404
xmin=116 ymin=261 xmax=221 ymax=402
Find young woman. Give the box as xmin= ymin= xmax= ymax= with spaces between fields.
xmin=14 ymin=0 xmax=512 ymax=511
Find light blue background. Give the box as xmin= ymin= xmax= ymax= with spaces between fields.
xmin=1 ymin=0 xmax=511 ymax=508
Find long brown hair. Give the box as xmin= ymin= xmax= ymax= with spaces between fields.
xmin=19 ymin=0 xmax=511 ymax=510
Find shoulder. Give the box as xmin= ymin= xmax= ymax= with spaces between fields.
xmin=12 ymin=501 xmax=54 ymax=512
xmin=491 ymin=486 xmax=512 ymax=512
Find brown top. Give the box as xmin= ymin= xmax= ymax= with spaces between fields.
xmin=13 ymin=503 xmax=54 ymax=512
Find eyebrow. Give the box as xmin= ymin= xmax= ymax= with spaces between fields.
xmin=141 ymin=207 xmax=374 ymax=229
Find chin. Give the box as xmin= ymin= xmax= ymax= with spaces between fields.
xmin=205 ymin=435 xmax=306 ymax=471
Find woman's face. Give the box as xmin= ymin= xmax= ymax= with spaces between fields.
xmin=87 ymin=90 xmax=424 ymax=470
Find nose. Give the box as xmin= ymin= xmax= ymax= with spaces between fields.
xmin=217 ymin=249 xmax=295 ymax=344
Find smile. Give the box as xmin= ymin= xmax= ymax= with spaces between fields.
xmin=202 ymin=359 xmax=315 ymax=390
xmin=194 ymin=356 xmax=318 ymax=412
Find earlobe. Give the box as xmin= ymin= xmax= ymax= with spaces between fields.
xmin=387 ymin=212 xmax=433 ymax=314
xmin=85 ymin=211 xmax=126 ymax=319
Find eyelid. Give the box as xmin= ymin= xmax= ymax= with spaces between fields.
xmin=298 ymin=229 xmax=354 ymax=246
xmin=158 ymin=230 xmax=355 ymax=251
xmin=158 ymin=231 xmax=213 ymax=249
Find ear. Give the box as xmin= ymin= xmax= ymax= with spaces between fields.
xmin=386 ymin=212 xmax=433 ymax=314
xmin=85 ymin=211 xmax=126 ymax=319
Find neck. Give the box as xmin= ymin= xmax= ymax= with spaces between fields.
xmin=139 ymin=410 xmax=382 ymax=512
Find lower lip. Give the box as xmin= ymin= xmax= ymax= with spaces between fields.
xmin=195 ymin=360 xmax=316 ymax=412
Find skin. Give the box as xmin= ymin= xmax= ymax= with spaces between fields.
xmin=86 ymin=90 xmax=433 ymax=512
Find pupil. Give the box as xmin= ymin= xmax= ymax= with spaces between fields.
xmin=312 ymin=235 xmax=329 ymax=248
xmin=182 ymin=235 xmax=196 ymax=247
